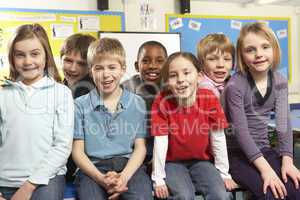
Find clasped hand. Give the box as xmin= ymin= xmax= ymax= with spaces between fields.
xmin=102 ymin=171 xmax=128 ymax=200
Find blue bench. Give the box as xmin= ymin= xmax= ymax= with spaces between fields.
xmin=64 ymin=182 xmax=247 ymax=200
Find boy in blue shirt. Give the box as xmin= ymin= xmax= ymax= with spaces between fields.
xmin=72 ymin=37 xmax=153 ymax=200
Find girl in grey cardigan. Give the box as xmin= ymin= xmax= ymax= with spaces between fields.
xmin=224 ymin=22 xmax=300 ymax=200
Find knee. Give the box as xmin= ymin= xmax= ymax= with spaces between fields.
xmin=172 ymin=192 xmax=195 ymax=200
xmin=205 ymin=190 xmax=232 ymax=200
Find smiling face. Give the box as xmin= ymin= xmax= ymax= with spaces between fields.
xmin=13 ymin=36 xmax=46 ymax=85
xmin=203 ymin=49 xmax=233 ymax=83
xmin=242 ymin=32 xmax=273 ymax=75
xmin=136 ymin=45 xmax=167 ymax=84
xmin=167 ymin=56 xmax=199 ymax=105
xmin=91 ymin=56 xmax=125 ymax=97
xmin=62 ymin=51 xmax=89 ymax=86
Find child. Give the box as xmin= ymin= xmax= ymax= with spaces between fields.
xmin=224 ymin=22 xmax=300 ymax=199
xmin=122 ymin=40 xmax=167 ymax=162
xmin=0 ymin=24 xmax=74 ymax=200
xmin=60 ymin=33 xmax=96 ymax=183
xmin=60 ymin=33 xmax=96 ymax=98
xmin=197 ymin=33 xmax=238 ymax=191
xmin=197 ymin=33 xmax=235 ymax=98
xmin=72 ymin=37 xmax=153 ymax=200
xmin=151 ymin=52 xmax=232 ymax=200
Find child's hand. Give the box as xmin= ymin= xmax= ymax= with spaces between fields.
xmin=107 ymin=174 xmax=128 ymax=200
xmin=223 ymin=178 xmax=238 ymax=191
xmin=0 ymin=192 xmax=6 ymax=200
xmin=154 ymin=184 xmax=169 ymax=199
xmin=261 ymin=169 xmax=287 ymax=199
xmin=104 ymin=171 xmax=120 ymax=187
xmin=281 ymin=156 xmax=300 ymax=189
xmin=11 ymin=181 xmax=36 ymax=200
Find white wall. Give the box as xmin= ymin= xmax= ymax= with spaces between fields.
xmin=0 ymin=0 xmax=299 ymax=102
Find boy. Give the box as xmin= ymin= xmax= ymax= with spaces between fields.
xmin=197 ymin=33 xmax=235 ymax=99
xmin=60 ymin=33 xmax=96 ymax=182
xmin=60 ymin=33 xmax=96 ymax=98
xmin=122 ymin=41 xmax=167 ymax=162
xmin=72 ymin=38 xmax=153 ymax=200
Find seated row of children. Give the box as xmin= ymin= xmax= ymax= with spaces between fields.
xmin=0 ymin=21 xmax=300 ymax=200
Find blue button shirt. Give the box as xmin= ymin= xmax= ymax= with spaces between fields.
xmin=74 ymin=88 xmax=147 ymax=160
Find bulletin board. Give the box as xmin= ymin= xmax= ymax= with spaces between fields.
xmin=166 ymin=14 xmax=291 ymax=80
xmin=99 ymin=31 xmax=181 ymax=81
xmin=0 ymin=7 xmax=125 ymax=79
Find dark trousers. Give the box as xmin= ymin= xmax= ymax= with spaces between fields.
xmin=230 ymin=147 xmax=300 ymax=200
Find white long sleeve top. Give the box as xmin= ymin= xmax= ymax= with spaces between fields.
xmin=152 ymin=129 xmax=231 ymax=186
xmin=0 ymin=77 xmax=74 ymax=187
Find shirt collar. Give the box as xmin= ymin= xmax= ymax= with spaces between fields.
xmin=202 ymin=73 xmax=225 ymax=93
xmin=90 ymin=87 xmax=131 ymax=111
xmin=4 ymin=76 xmax=55 ymax=89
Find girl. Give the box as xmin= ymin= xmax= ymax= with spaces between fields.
xmin=151 ymin=52 xmax=232 ymax=200
xmin=0 ymin=24 xmax=74 ymax=200
xmin=224 ymin=22 xmax=300 ymax=199
xmin=197 ymin=33 xmax=235 ymax=98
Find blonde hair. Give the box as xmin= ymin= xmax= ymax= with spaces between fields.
xmin=8 ymin=23 xmax=61 ymax=82
xmin=87 ymin=37 xmax=126 ymax=67
xmin=197 ymin=33 xmax=235 ymax=67
xmin=236 ymin=22 xmax=281 ymax=74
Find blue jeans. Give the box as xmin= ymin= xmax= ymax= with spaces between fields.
xmin=165 ymin=160 xmax=232 ymax=200
xmin=75 ymin=157 xmax=153 ymax=200
xmin=0 ymin=175 xmax=65 ymax=200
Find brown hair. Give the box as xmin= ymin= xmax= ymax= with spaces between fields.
xmin=161 ymin=52 xmax=201 ymax=84
xmin=87 ymin=37 xmax=126 ymax=68
xmin=60 ymin=33 xmax=96 ymax=60
xmin=197 ymin=33 xmax=235 ymax=67
xmin=8 ymin=23 xmax=61 ymax=82
xmin=236 ymin=22 xmax=281 ymax=74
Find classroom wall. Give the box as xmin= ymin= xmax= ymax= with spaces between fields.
xmin=0 ymin=0 xmax=299 ymax=103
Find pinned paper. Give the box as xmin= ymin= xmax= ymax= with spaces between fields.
xmin=78 ymin=16 xmax=100 ymax=32
xmin=51 ymin=24 xmax=74 ymax=39
xmin=231 ymin=20 xmax=242 ymax=30
xmin=170 ymin=18 xmax=183 ymax=30
xmin=0 ymin=13 xmax=56 ymax=22
xmin=188 ymin=20 xmax=201 ymax=31
xmin=60 ymin=16 xmax=76 ymax=23
xmin=0 ymin=13 xmax=15 ymax=21
xmin=16 ymin=14 xmax=56 ymax=22
xmin=276 ymin=29 xmax=287 ymax=39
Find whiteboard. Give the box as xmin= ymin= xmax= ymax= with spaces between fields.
xmin=98 ymin=31 xmax=181 ymax=81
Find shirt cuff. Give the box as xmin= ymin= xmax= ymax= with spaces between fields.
xmin=28 ymin=175 xmax=49 ymax=185
xmin=153 ymin=178 xmax=166 ymax=187
xmin=220 ymin=172 xmax=232 ymax=179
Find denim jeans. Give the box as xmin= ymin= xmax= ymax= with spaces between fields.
xmin=165 ymin=160 xmax=232 ymax=200
xmin=0 ymin=175 xmax=65 ymax=200
xmin=75 ymin=157 xmax=153 ymax=200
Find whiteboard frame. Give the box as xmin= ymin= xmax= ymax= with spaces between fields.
xmin=98 ymin=31 xmax=181 ymax=81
